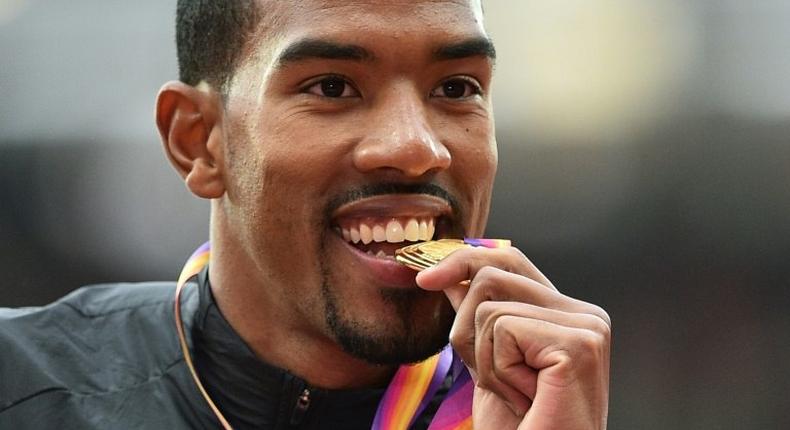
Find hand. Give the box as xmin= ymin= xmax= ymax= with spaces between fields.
xmin=416 ymin=246 xmax=611 ymax=430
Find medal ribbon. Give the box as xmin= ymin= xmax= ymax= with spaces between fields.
xmin=174 ymin=238 xmax=509 ymax=429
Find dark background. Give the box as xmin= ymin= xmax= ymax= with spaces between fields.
xmin=2 ymin=1 xmax=789 ymax=428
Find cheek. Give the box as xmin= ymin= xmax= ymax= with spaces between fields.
xmin=467 ymin=162 xmax=496 ymax=233
xmin=229 ymin=140 xmax=347 ymax=259
xmin=224 ymin=144 xmax=308 ymax=247
xmin=442 ymin=112 xmax=496 ymax=168
xmin=450 ymin=124 xmax=497 ymax=182
xmin=449 ymin=131 xmax=497 ymax=232
xmin=270 ymin=115 xmax=352 ymax=176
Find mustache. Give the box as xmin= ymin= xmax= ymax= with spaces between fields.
xmin=325 ymin=182 xmax=461 ymax=218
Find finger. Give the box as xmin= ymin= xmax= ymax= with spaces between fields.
xmin=450 ymin=267 xmax=607 ymax=370
xmin=473 ymin=301 xmax=609 ymax=406
xmin=416 ymin=246 xmax=555 ymax=292
xmin=442 ymin=283 xmax=467 ymax=311
xmin=455 ymin=267 xmax=611 ymax=346
xmin=450 ymin=268 xmax=555 ymax=368
xmin=474 ymin=307 xmax=536 ymax=415
xmin=491 ymin=314 xmax=610 ymax=425
xmin=449 ymin=267 xmax=611 ymax=374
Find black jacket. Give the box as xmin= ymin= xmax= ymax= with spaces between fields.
xmin=0 ymin=270 xmax=398 ymax=429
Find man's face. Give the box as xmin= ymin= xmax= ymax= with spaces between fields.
xmin=219 ymin=0 xmax=497 ymax=365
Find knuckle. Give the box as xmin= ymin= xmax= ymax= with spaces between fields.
xmin=546 ymin=349 xmax=575 ymax=375
xmin=475 ymin=371 xmax=495 ymax=391
xmin=576 ymin=329 xmax=607 ymax=356
xmin=595 ymin=320 xmax=612 ymax=343
xmin=492 ymin=314 xmax=516 ymax=337
xmin=468 ymin=266 xmax=501 ymax=295
xmin=598 ymin=317 xmax=612 ymax=341
xmin=491 ymin=362 xmax=511 ymax=389
xmin=589 ymin=304 xmax=612 ymax=328
xmin=474 ymin=301 xmax=498 ymax=329
xmin=475 ymin=265 xmax=500 ymax=282
xmin=449 ymin=327 xmax=475 ymax=354
xmin=585 ymin=313 xmax=611 ymax=341
xmin=505 ymin=246 xmax=527 ymax=260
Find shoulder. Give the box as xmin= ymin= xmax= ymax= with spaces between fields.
xmin=0 ymin=281 xmax=180 ymax=351
xmin=56 ymin=281 xmax=179 ymax=316
xmin=0 ymin=281 xmax=206 ymax=427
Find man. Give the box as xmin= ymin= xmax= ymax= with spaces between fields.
xmin=0 ymin=1 xmax=610 ymax=428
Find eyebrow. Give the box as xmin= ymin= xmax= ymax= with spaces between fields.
xmin=276 ymin=39 xmax=374 ymax=65
xmin=434 ymin=37 xmax=497 ymax=62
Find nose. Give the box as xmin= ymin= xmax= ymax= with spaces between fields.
xmin=352 ymin=85 xmax=451 ymax=177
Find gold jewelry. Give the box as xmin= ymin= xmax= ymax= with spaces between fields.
xmin=395 ymin=239 xmax=471 ymax=271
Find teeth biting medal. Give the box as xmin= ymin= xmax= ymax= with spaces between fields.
xmin=395 ymin=238 xmax=511 ymax=272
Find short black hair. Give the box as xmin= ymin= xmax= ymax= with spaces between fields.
xmin=176 ymin=0 xmax=261 ymax=90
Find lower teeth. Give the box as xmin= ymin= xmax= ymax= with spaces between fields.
xmin=365 ymin=249 xmax=392 ymax=259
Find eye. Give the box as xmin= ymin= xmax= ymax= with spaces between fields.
xmin=303 ymin=76 xmax=360 ymax=98
xmin=431 ymin=77 xmax=482 ymax=99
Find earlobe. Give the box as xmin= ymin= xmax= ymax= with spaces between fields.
xmin=156 ymin=80 xmax=226 ymax=199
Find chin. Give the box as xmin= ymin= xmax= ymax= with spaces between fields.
xmin=322 ymin=282 xmax=455 ymax=366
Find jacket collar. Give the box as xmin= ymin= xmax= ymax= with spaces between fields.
xmin=189 ymin=268 xmax=385 ymax=429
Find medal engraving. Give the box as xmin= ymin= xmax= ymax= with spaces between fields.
xmin=395 ymin=239 xmax=471 ymax=271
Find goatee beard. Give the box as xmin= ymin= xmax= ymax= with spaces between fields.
xmin=322 ymin=279 xmax=454 ymax=366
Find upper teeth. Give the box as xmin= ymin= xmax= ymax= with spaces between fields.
xmin=340 ymin=218 xmax=435 ymax=244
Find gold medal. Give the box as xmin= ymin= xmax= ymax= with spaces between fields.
xmin=395 ymin=239 xmax=471 ymax=271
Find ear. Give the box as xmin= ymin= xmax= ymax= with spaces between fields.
xmin=155 ymin=81 xmax=225 ymax=199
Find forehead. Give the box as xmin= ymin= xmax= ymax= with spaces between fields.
xmin=256 ymin=0 xmax=487 ymax=59
xmin=280 ymin=0 xmax=484 ymax=26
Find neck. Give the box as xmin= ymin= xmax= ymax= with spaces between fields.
xmin=206 ymin=222 xmax=396 ymax=390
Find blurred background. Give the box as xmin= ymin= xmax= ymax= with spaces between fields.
xmin=1 ymin=0 xmax=788 ymax=428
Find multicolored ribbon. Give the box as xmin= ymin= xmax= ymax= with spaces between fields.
xmin=178 ymin=241 xmax=211 ymax=285
xmin=427 ymin=359 xmax=474 ymax=430
xmin=372 ymin=346 xmax=452 ymax=429
xmin=464 ymin=238 xmax=511 ymax=248
xmin=175 ymin=238 xmax=510 ymax=429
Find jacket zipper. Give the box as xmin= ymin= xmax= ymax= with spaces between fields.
xmin=289 ymin=388 xmax=311 ymax=426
